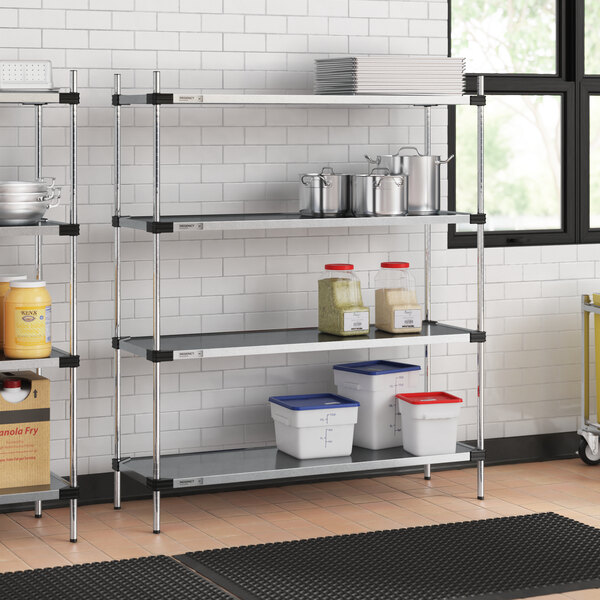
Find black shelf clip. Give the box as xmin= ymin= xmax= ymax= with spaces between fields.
xmin=112 ymin=457 xmax=131 ymax=471
xmin=146 ymin=476 xmax=174 ymax=491
xmin=147 ymin=221 xmax=174 ymax=234
xmin=59 ymin=354 xmax=80 ymax=368
xmin=470 ymin=448 xmax=486 ymax=461
xmin=59 ymin=486 xmax=80 ymax=500
xmin=146 ymin=349 xmax=174 ymax=363
xmin=112 ymin=216 xmax=120 ymax=228
xmin=59 ymin=92 xmax=80 ymax=105
xmin=58 ymin=223 xmax=80 ymax=237
xmin=470 ymin=95 xmax=486 ymax=106
xmin=470 ymin=331 xmax=486 ymax=343
xmin=112 ymin=337 xmax=120 ymax=350
xmin=146 ymin=93 xmax=174 ymax=105
xmin=469 ymin=213 xmax=486 ymax=225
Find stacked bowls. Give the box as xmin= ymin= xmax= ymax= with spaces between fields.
xmin=0 ymin=178 xmax=61 ymax=225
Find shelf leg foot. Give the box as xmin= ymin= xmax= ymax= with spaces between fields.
xmin=423 ymin=464 xmax=431 ymax=480
xmin=477 ymin=459 xmax=484 ymax=500
xmin=153 ymin=490 xmax=160 ymax=534
xmin=114 ymin=471 xmax=121 ymax=510
xmin=70 ymin=498 xmax=77 ymax=542
xmin=34 ymin=500 xmax=42 ymax=518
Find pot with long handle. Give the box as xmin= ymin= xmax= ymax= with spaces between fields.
xmin=351 ymin=168 xmax=407 ymax=217
xmin=365 ymin=147 xmax=454 ymax=214
xmin=299 ymin=166 xmax=351 ymax=217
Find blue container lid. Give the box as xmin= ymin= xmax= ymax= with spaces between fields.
xmin=333 ymin=360 xmax=421 ymax=376
xmin=269 ymin=393 xmax=359 ymax=411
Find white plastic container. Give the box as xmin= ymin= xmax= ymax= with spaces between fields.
xmin=333 ymin=360 xmax=421 ymax=450
xmin=397 ymin=392 xmax=462 ymax=456
xmin=0 ymin=378 xmax=29 ymax=404
xmin=269 ymin=393 xmax=359 ymax=460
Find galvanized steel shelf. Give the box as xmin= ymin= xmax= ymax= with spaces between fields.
xmin=112 ymin=71 xmax=486 ymax=534
xmin=114 ymin=92 xmax=483 ymax=107
xmin=0 ymin=474 xmax=76 ymax=506
xmin=115 ymin=211 xmax=473 ymax=234
xmin=0 ymin=348 xmax=78 ymax=371
xmin=117 ymin=323 xmax=480 ymax=362
xmin=120 ymin=444 xmax=481 ymax=490
xmin=0 ymin=73 xmax=80 ymax=541
xmin=0 ymin=220 xmax=79 ymax=237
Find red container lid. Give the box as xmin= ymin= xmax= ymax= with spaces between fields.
xmin=325 ymin=264 xmax=354 ymax=270
xmin=381 ymin=262 xmax=409 ymax=269
xmin=396 ymin=392 xmax=462 ymax=405
xmin=3 ymin=379 xmax=21 ymax=389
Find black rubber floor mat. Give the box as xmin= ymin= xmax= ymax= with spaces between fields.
xmin=0 ymin=554 xmax=234 ymax=600
xmin=177 ymin=512 xmax=600 ymax=600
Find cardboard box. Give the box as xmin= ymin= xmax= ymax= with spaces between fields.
xmin=0 ymin=371 xmax=50 ymax=490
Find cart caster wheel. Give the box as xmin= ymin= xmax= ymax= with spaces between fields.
xmin=579 ymin=437 xmax=600 ymax=465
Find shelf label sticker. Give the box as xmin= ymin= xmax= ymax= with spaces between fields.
xmin=175 ymin=222 xmax=204 ymax=231
xmin=176 ymin=477 xmax=204 ymax=488
xmin=174 ymin=350 xmax=204 ymax=360
xmin=176 ymin=94 xmax=203 ymax=104
xmin=394 ymin=309 xmax=422 ymax=330
xmin=343 ymin=310 xmax=369 ymax=332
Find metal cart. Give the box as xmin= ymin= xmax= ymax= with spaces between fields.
xmin=579 ymin=294 xmax=600 ymax=464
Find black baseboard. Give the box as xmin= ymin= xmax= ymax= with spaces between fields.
xmin=0 ymin=431 xmax=581 ymax=514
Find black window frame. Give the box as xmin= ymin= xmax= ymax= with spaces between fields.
xmin=448 ymin=0 xmax=584 ymax=248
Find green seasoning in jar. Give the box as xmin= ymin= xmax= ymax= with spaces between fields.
xmin=318 ymin=264 xmax=369 ymax=336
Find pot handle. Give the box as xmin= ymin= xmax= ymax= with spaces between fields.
xmin=320 ymin=166 xmax=335 ymax=176
xmin=435 ymin=154 xmax=455 ymax=165
xmin=39 ymin=176 xmax=56 ymax=190
xmin=393 ymin=176 xmax=405 ymax=188
xmin=364 ymin=154 xmax=380 ymax=165
xmin=45 ymin=186 xmax=61 ymax=208
xmin=301 ymin=174 xmax=331 ymax=187
xmin=396 ymin=146 xmax=423 ymax=157
xmin=369 ymin=167 xmax=390 ymax=176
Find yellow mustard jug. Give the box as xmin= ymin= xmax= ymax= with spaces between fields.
xmin=4 ymin=281 xmax=52 ymax=359
xmin=0 ymin=275 xmax=26 ymax=351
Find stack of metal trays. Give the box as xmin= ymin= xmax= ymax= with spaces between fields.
xmin=314 ymin=56 xmax=466 ymax=95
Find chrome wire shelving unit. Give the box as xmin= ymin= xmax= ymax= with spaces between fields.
xmin=0 ymin=72 xmax=79 ymax=542
xmin=112 ymin=71 xmax=486 ymax=533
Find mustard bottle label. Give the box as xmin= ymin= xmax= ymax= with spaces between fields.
xmin=14 ymin=305 xmax=51 ymax=345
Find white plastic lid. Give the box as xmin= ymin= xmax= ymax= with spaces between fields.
xmin=0 ymin=275 xmax=26 ymax=283
xmin=10 ymin=281 xmax=46 ymax=288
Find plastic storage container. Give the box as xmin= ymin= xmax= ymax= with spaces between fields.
xmin=396 ymin=392 xmax=462 ymax=456
xmin=3 ymin=281 xmax=52 ymax=359
xmin=375 ymin=262 xmax=422 ymax=334
xmin=269 ymin=393 xmax=359 ymax=459
xmin=0 ymin=378 xmax=29 ymax=404
xmin=318 ymin=264 xmax=369 ymax=337
xmin=333 ymin=360 xmax=421 ymax=449
xmin=0 ymin=274 xmax=26 ymax=350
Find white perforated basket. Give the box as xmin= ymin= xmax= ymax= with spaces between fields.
xmin=0 ymin=61 xmax=53 ymax=90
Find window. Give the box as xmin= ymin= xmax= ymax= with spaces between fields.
xmin=448 ymin=0 xmax=587 ymax=247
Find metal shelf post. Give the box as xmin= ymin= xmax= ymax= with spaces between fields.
xmin=69 ymin=69 xmax=78 ymax=541
xmin=476 ymin=76 xmax=485 ymax=500
xmin=152 ymin=71 xmax=162 ymax=534
xmin=113 ymin=73 xmax=122 ymax=510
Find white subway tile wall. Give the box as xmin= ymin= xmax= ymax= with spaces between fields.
xmin=0 ymin=0 xmax=590 ymax=477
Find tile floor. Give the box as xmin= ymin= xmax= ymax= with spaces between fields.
xmin=0 ymin=458 xmax=599 ymax=599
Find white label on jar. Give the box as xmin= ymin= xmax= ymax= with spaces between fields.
xmin=343 ymin=311 xmax=369 ymax=332
xmin=394 ymin=309 xmax=421 ymax=329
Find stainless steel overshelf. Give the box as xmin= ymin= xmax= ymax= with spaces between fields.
xmin=118 ymin=211 xmax=472 ymax=233
xmin=119 ymin=323 xmax=478 ymax=361
xmin=120 ymin=444 xmax=477 ymax=488
xmin=0 ymin=473 xmax=72 ymax=505
xmin=0 ymin=220 xmax=72 ymax=237
xmin=0 ymin=348 xmax=76 ymax=370
xmin=0 ymin=90 xmax=63 ymax=104
xmin=116 ymin=93 xmax=476 ymax=107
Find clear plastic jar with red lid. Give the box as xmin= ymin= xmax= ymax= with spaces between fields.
xmin=318 ymin=264 xmax=369 ymax=336
xmin=375 ymin=262 xmax=422 ymax=334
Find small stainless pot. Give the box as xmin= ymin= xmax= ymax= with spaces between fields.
xmin=365 ymin=148 xmax=453 ymax=215
xmin=299 ymin=167 xmax=351 ymax=217
xmin=351 ymin=168 xmax=407 ymax=217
